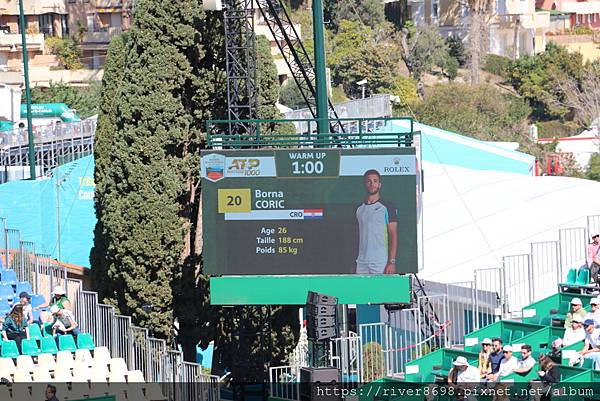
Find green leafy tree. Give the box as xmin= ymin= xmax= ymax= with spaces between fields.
xmin=45 ymin=37 xmax=83 ymax=70
xmin=508 ymin=42 xmax=584 ymax=120
xmin=414 ymin=83 xmax=531 ymax=142
xmin=279 ymin=79 xmax=306 ymax=109
xmin=329 ymin=20 xmax=400 ymax=98
xmin=446 ymin=35 xmax=467 ymax=67
xmin=29 ymin=82 xmax=100 ymax=118
xmin=587 ymin=154 xmax=600 ymax=181
xmin=398 ymin=22 xmax=454 ymax=95
xmin=327 ymin=0 xmax=386 ymax=31
xmin=92 ymin=3 xmax=299 ymax=375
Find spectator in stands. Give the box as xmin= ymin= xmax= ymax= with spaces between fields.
xmin=530 ymin=354 xmax=560 ymax=401
xmin=547 ymin=338 xmax=562 ymax=364
xmin=478 ymin=338 xmax=492 ymax=379
xmin=580 ymin=318 xmax=600 ymax=369
xmin=50 ymin=305 xmax=80 ymax=337
xmin=487 ymin=345 xmax=518 ymax=381
xmin=35 ymin=286 xmax=71 ymax=322
xmin=586 ymin=298 xmax=600 ymax=328
xmin=18 ymin=292 xmax=34 ymax=324
xmin=447 ymin=356 xmax=480 ymax=398
xmin=563 ymin=315 xmax=586 ymax=347
xmin=564 ymin=298 xmax=587 ymax=328
xmin=587 ymin=234 xmax=600 ymax=285
xmin=512 ymin=344 xmax=535 ymax=375
xmin=45 ymin=384 xmax=58 ymax=401
xmin=488 ymin=338 xmax=504 ymax=376
xmin=1 ymin=304 xmax=29 ymax=351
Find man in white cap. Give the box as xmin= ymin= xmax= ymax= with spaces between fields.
xmin=448 ymin=356 xmax=480 ymax=383
xmin=586 ymin=298 xmax=600 ymax=328
xmin=50 ymin=305 xmax=80 ymax=338
xmin=35 ymin=285 xmax=72 ymax=323
xmin=488 ymin=345 xmax=518 ymax=381
xmin=563 ymin=315 xmax=586 ymax=347
xmin=564 ymin=298 xmax=587 ymax=328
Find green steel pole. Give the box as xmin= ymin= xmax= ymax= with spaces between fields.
xmin=312 ymin=0 xmax=329 ymax=138
xmin=18 ymin=0 xmax=36 ymax=180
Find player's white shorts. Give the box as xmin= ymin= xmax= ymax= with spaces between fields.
xmin=356 ymin=261 xmax=386 ymax=274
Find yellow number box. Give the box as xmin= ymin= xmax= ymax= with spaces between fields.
xmin=218 ymin=189 xmax=251 ymax=213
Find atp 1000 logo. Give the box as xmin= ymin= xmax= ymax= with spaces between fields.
xmin=227 ymin=158 xmax=261 ymax=176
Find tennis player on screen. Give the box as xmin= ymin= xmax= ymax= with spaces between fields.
xmin=355 ymin=169 xmax=398 ymax=274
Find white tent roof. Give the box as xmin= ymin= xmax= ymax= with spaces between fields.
xmin=421 ymin=161 xmax=600 ymax=283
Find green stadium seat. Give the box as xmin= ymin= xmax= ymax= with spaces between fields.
xmin=1 ymin=340 xmax=19 ymax=358
xmin=58 ymin=335 xmax=77 ymax=352
xmin=21 ymin=339 xmax=40 ymax=357
xmin=77 ymin=333 xmax=95 ymax=350
xmin=41 ymin=323 xmax=53 ymax=337
xmin=577 ymin=269 xmax=590 ymax=286
xmin=565 ymin=268 xmax=577 ymax=284
xmin=27 ymin=324 xmax=43 ymax=341
xmin=40 ymin=337 xmax=58 ymax=355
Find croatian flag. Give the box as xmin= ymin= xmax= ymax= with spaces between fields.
xmin=304 ymin=209 xmax=324 ymax=219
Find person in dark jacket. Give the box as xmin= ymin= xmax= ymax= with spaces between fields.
xmin=530 ymin=354 xmax=560 ymax=401
xmin=1 ymin=304 xmax=29 ymax=352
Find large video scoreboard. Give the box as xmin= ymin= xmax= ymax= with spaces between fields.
xmin=201 ymin=148 xmax=419 ymax=275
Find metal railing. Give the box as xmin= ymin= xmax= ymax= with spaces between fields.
xmin=284 ymin=94 xmax=392 ymax=121
xmin=205 ymin=117 xmax=414 ymax=148
xmin=0 ymin=119 xmax=96 ymax=183
xmin=0 ymin=222 xmax=218 ymax=400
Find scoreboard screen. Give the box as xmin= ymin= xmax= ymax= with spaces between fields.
xmin=201 ymin=148 xmax=419 ymax=275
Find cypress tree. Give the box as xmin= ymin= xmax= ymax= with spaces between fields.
xmin=93 ymin=0 xmax=299 ymax=371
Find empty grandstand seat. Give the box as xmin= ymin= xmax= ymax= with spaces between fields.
xmin=109 ymin=371 xmax=127 ymax=383
xmin=0 ymin=283 xmax=13 ymax=300
xmin=40 ymin=337 xmax=58 ymax=355
xmin=0 ymin=270 xmax=16 ymax=286
xmin=1 ymin=340 xmax=19 ymax=358
xmin=75 ymin=348 xmax=93 ymax=366
xmin=501 ymin=329 xmax=512 ymax=344
xmin=16 ymin=355 xmax=34 ymax=372
xmin=564 ymin=268 xmax=577 ymax=285
xmin=31 ymin=309 xmax=40 ymax=322
xmin=56 ymin=350 xmax=75 ymax=370
xmin=90 ymin=363 xmax=109 ymax=381
xmin=109 ymin=358 xmax=128 ymax=376
xmin=27 ymin=324 xmax=42 ymax=342
xmin=37 ymin=353 xmax=56 ymax=371
xmin=127 ymin=369 xmax=145 ymax=383
xmin=30 ymin=294 xmax=45 ymax=309
xmin=70 ymin=383 xmax=91 ymax=399
xmin=11 ymin=384 xmax=33 ymax=401
xmin=53 ymin=367 xmax=73 ymax=382
xmin=77 ymin=333 xmax=95 ymax=350
xmin=32 ymin=366 xmax=51 ymax=382
xmin=72 ymin=362 xmax=92 ymax=382
xmin=20 ymin=338 xmax=40 ymax=357
xmin=0 ymin=357 xmax=15 ymax=377
xmin=58 ymin=334 xmax=77 ymax=352
xmin=12 ymin=368 xmax=32 ymax=382
xmin=93 ymin=346 xmax=111 ymax=365
xmin=576 ymin=269 xmax=590 ymax=286
xmin=15 ymin=282 xmax=32 ymax=296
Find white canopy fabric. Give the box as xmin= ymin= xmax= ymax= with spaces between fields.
xmin=420 ymin=161 xmax=600 ymax=283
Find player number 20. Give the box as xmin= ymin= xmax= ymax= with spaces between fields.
xmin=291 ymin=161 xmax=324 ymax=174
xmin=226 ymin=195 xmax=242 ymax=206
